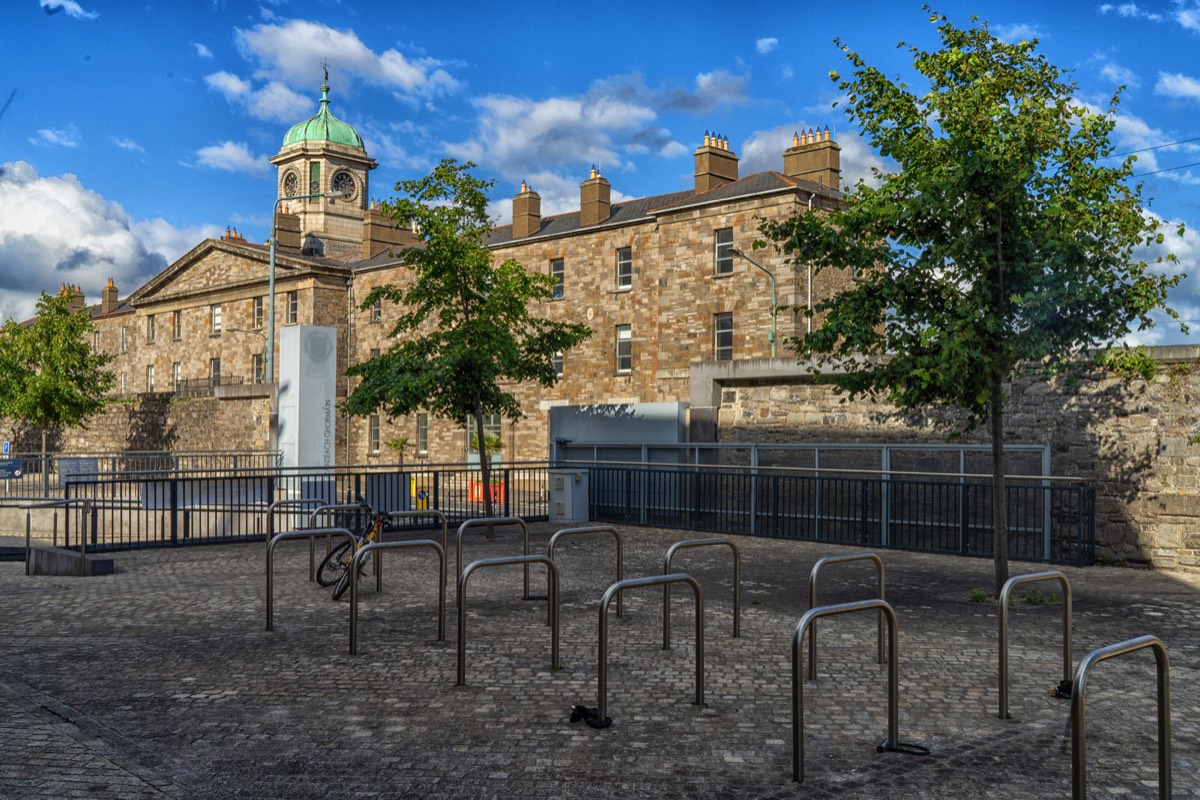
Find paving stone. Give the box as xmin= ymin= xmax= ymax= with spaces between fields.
xmin=0 ymin=525 xmax=1197 ymax=798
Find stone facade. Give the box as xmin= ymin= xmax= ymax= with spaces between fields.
xmin=689 ymin=349 xmax=1200 ymax=570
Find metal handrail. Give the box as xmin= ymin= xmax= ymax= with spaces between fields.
xmin=456 ymin=555 xmax=561 ymax=686
xmin=18 ymin=498 xmax=95 ymax=577
xmin=791 ymin=599 xmax=926 ymax=783
xmin=455 ymin=517 xmax=531 ymax=600
xmin=997 ymin=570 xmax=1073 ymax=720
xmin=349 ymin=539 xmax=446 ymax=654
xmin=264 ymin=527 xmax=355 ymax=632
xmin=1071 ymin=635 xmax=1171 ymax=799
xmin=807 ymin=552 xmax=886 ymax=680
xmin=548 ymin=525 xmax=624 ymax=619
xmin=265 ymin=498 xmax=330 ymax=577
xmin=662 ymin=537 xmax=740 ymax=649
xmin=596 ymin=573 xmax=704 ymax=724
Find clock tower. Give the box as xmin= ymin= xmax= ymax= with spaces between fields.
xmin=269 ymin=78 xmax=377 ymax=258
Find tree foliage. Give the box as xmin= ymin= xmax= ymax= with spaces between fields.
xmin=343 ymin=159 xmax=591 ymax=513
xmin=757 ymin=10 xmax=1183 ymax=592
xmin=0 ymin=292 xmax=115 ymax=434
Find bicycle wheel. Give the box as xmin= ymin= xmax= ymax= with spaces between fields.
xmin=331 ymin=552 xmax=371 ymax=601
xmin=316 ymin=540 xmax=353 ymax=587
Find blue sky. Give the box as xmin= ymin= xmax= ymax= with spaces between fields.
xmin=2 ymin=0 xmax=1199 ymax=344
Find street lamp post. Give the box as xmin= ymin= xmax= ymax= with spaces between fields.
xmin=267 ymin=192 xmax=341 ymax=384
xmin=730 ymin=248 xmax=778 ymax=358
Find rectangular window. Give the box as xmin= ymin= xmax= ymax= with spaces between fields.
xmin=146 ymin=364 xmax=155 ymax=393
xmin=552 ymin=350 xmax=563 ymax=380
xmin=309 ymin=161 xmax=321 ymax=195
xmin=210 ymin=357 xmax=222 ymax=387
xmin=252 ymin=353 xmax=264 ymax=384
xmin=172 ymin=362 xmax=181 ymax=392
xmin=370 ymin=298 xmax=382 ymax=322
xmin=368 ymin=414 xmax=380 ymax=454
xmin=172 ymin=310 xmax=182 ymax=340
xmin=550 ymin=258 xmax=564 ymax=299
xmin=210 ymin=304 xmax=222 ymax=334
xmin=615 ymin=324 xmax=632 ymax=373
xmin=253 ymin=296 xmax=264 ymax=329
xmin=121 ymin=327 xmax=128 ymax=353
xmin=120 ymin=372 xmax=127 ymax=394
xmin=286 ymin=291 xmax=298 ymax=325
xmin=416 ymin=413 xmax=429 ymax=454
xmin=616 ymin=246 xmax=632 ymax=290
xmin=715 ymin=228 xmax=734 ymax=275
xmin=715 ymin=312 xmax=733 ymax=361
xmin=468 ymin=413 xmax=502 ymax=452
xmin=146 ymin=314 xmax=156 ymax=343
xmin=369 ymin=347 xmax=380 ymax=360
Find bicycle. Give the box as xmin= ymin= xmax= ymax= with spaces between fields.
xmin=315 ymin=499 xmax=389 ymax=601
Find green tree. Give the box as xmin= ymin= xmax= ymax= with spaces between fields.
xmin=0 ymin=292 xmax=116 ymax=487
xmin=758 ymin=10 xmax=1183 ymax=593
xmin=343 ymin=159 xmax=591 ymax=516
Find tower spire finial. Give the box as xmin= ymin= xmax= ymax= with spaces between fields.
xmin=320 ymin=59 xmax=330 ymax=85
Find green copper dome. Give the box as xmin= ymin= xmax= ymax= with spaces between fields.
xmin=282 ymin=83 xmax=364 ymax=149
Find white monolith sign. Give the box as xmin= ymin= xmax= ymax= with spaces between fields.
xmin=278 ymin=326 xmax=336 ymax=469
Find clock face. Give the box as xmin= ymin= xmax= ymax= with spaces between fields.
xmin=283 ymin=172 xmax=299 ymax=197
xmin=332 ymin=170 xmax=356 ymax=199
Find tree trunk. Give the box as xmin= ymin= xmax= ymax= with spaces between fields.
xmin=473 ymin=398 xmax=495 ymax=525
xmin=990 ymin=375 xmax=1009 ymax=596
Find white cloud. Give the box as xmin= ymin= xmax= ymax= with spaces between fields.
xmin=234 ymin=20 xmax=461 ymax=98
xmin=0 ymin=162 xmax=189 ymax=324
xmin=205 ymin=71 xmax=312 ymax=123
xmin=993 ymin=23 xmax=1041 ymax=43
xmin=1155 ymin=71 xmax=1200 ymax=100
xmin=1179 ymin=6 xmax=1200 ymax=33
xmin=756 ymin=37 xmax=778 ymax=54
xmin=740 ymin=124 xmax=888 ymax=190
xmin=1094 ymin=55 xmax=1140 ymax=87
xmin=192 ymin=42 xmax=213 ymax=58
xmin=1123 ymin=210 xmax=1199 ymax=343
xmin=1098 ymin=3 xmax=1164 ymax=21
xmin=195 ymin=141 xmax=270 ymax=174
xmin=39 ymin=1 xmax=97 ymax=20
xmin=30 ymin=125 xmax=80 ymax=148
xmin=111 ymin=137 xmax=144 ymax=153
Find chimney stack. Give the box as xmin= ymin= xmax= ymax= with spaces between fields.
xmin=694 ymin=132 xmax=739 ymax=193
xmin=58 ymin=282 xmax=85 ymax=313
xmin=101 ymin=278 xmax=118 ymax=314
xmin=512 ymin=180 xmax=542 ymax=238
xmin=580 ymin=166 xmax=611 ymax=226
xmin=783 ymin=127 xmax=841 ymax=189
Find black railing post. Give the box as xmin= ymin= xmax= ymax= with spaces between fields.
xmin=772 ymin=474 xmax=780 ymax=538
xmin=625 ymin=469 xmax=633 ymax=524
xmin=433 ymin=471 xmax=440 ymax=513
xmin=503 ymin=468 xmax=511 ymax=517
xmin=169 ymin=479 xmax=179 ymax=546
xmin=959 ymin=482 xmax=970 ymax=556
xmin=63 ymin=482 xmax=72 ymax=548
xmin=860 ymin=479 xmax=869 ymax=546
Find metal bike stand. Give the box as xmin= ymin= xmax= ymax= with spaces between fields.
xmin=997 ymin=570 xmax=1073 ymax=719
xmin=1071 ymin=635 xmax=1171 ymax=800
xmin=455 ymin=517 xmax=532 ymax=600
xmin=594 ymin=573 xmax=704 ymax=726
xmin=382 ymin=509 xmax=448 ymax=611
xmin=19 ymin=499 xmax=94 ymax=578
xmin=349 ymin=539 xmax=446 ymax=654
xmin=548 ymin=525 xmax=624 ymax=619
xmin=456 ymin=554 xmax=561 ymax=686
xmin=308 ymin=502 xmax=372 ymax=582
xmin=264 ymin=527 xmax=355 ymax=632
xmin=807 ymin=552 xmax=886 ymax=680
xmin=266 ymin=498 xmax=327 ymax=574
xmin=662 ymin=537 xmax=740 ymax=649
xmin=791 ymin=598 xmax=927 ymax=783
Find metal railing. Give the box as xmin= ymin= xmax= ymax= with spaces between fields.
xmin=264 ymin=528 xmax=355 ymax=631
xmin=585 ymin=464 xmax=1095 ymax=565
xmin=548 ymin=525 xmax=624 ymax=618
xmin=22 ymin=463 xmax=551 ymax=553
xmin=349 ymin=539 xmax=446 ymax=654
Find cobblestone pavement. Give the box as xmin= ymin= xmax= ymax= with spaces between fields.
xmin=0 ymin=524 xmax=1197 ymax=799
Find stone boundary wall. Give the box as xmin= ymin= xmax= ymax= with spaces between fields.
xmin=689 ymin=346 xmax=1200 ymax=571
xmin=1 ymin=394 xmax=271 ymax=458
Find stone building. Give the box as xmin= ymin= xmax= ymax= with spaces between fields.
xmin=22 ymin=83 xmax=846 ymax=467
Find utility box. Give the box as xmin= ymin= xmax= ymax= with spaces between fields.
xmin=549 ymin=469 xmax=589 ymax=523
